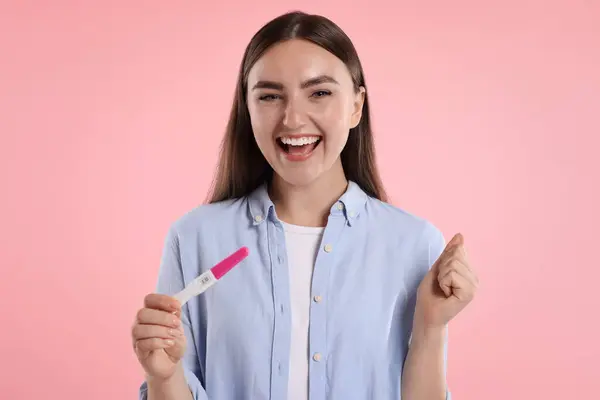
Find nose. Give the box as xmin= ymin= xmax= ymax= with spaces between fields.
xmin=282 ymin=96 xmax=305 ymax=130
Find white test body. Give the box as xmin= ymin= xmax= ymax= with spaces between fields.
xmin=173 ymin=269 xmax=217 ymax=306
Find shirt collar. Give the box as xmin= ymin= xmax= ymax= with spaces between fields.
xmin=247 ymin=180 xmax=368 ymax=227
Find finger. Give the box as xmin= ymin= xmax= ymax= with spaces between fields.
xmin=437 ymin=257 xmax=459 ymax=297
xmin=144 ymin=293 xmax=181 ymax=314
xmin=439 ymin=270 xmax=476 ymax=302
xmin=457 ymin=260 xmax=479 ymax=286
xmin=134 ymin=337 xmax=176 ymax=354
xmin=132 ymin=323 xmax=184 ymax=342
xmin=449 ymin=232 xmax=464 ymax=246
xmin=164 ymin=333 xmax=186 ymax=360
xmin=438 ymin=267 xmax=454 ymax=297
xmin=450 ymin=244 xmax=469 ymax=262
xmin=440 ymin=244 xmax=472 ymax=271
xmin=433 ymin=233 xmax=464 ymax=270
xmin=443 ymin=233 xmax=464 ymax=254
xmin=460 ymin=243 xmax=468 ymax=260
xmin=131 ymin=321 xmax=184 ymax=351
xmin=438 ymin=274 xmax=452 ymax=297
xmin=136 ymin=308 xmax=182 ymax=328
xmin=438 ymin=258 xmax=477 ymax=287
xmin=455 ymin=244 xmax=470 ymax=269
xmin=438 ymin=255 xmax=468 ymax=278
xmin=450 ymin=272 xmax=476 ymax=302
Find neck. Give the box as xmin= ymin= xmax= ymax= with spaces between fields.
xmin=270 ymin=161 xmax=347 ymax=227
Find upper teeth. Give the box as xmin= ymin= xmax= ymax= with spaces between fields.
xmin=280 ymin=137 xmax=320 ymax=146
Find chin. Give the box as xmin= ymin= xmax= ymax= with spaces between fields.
xmin=272 ymin=163 xmax=327 ymax=188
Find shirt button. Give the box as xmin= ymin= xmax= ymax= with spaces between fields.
xmin=336 ymin=202 xmax=344 ymax=210
xmin=313 ymin=353 xmax=322 ymax=362
xmin=324 ymin=243 xmax=333 ymax=253
xmin=313 ymin=295 xmax=322 ymax=303
xmin=254 ymin=215 xmax=263 ymax=223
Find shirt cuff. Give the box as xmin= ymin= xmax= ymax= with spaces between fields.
xmin=138 ymin=368 xmax=208 ymax=400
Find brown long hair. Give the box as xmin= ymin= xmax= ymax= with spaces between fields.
xmin=206 ymin=11 xmax=387 ymax=203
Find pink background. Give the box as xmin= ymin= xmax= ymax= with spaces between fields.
xmin=1 ymin=1 xmax=598 ymax=399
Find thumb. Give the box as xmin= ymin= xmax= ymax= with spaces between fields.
xmin=426 ymin=233 xmax=463 ymax=295
xmin=435 ymin=232 xmax=464 ymax=266
xmin=429 ymin=233 xmax=464 ymax=276
xmin=447 ymin=232 xmax=464 ymax=248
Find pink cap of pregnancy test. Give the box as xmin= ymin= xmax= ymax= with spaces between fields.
xmin=210 ymin=246 xmax=250 ymax=279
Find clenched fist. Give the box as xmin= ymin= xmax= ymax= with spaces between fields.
xmin=132 ymin=294 xmax=187 ymax=380
xmin=414 ymin=233 xmax=479 ymax=329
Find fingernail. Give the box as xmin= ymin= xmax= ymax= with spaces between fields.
xmin=169 ymin=329 xmax=182 ymax=337
xmin=172 ymin=318 xmax=180 ymax=327
xmin=164 ymin=339 xmax=175 ymax=346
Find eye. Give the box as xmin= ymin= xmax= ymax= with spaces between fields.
xmin=311 ymin=90 xmax=332 ymax=98
xmin=258 ymin=94 xmax=281 ymax=102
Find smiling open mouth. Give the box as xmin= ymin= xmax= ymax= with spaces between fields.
xmin=276 ymin=136 xmax=322 ymax=156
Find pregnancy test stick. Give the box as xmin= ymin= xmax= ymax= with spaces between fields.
xmin=173 ymin=246 xmax=249 ymax=306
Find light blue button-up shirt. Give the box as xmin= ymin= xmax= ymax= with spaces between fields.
xmin=139 ymin=181 xmax=450 ymax=400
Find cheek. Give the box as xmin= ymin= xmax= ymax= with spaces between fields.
xmin=311 ymin=96 xmax=353 ymax=128
xmin=249 ymin=105 xmax=279 ymax=145
xmin=309 ymin=100 xmax=351 ymax=147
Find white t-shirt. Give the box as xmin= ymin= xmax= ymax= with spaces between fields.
xmin=281 ymin=221 xmax=324 ymax=400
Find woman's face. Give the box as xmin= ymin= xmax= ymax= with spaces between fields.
xmin=246 ymin=39 xmax=365 ymax=187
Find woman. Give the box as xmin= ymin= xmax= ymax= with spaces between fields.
xmin=132 ymin=11 xmax=478 ymax=400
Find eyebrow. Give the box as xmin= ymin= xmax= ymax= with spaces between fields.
xmin=251 ymin=75 xmax=339 ymax=91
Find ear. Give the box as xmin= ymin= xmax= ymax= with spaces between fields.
xmin=350 ymin=86 xmax=366 ymax=129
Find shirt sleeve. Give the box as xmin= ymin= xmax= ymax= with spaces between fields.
xmin=138 ymin=225 xmax=209 ymax=400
